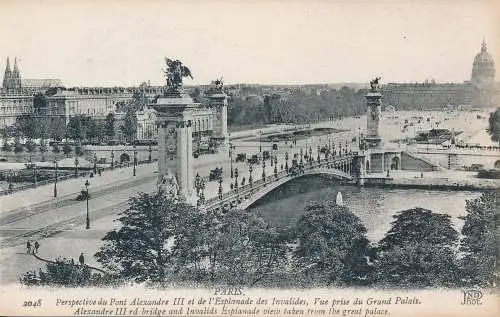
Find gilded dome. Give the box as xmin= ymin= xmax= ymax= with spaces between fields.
xmin=471 ymin=40 xmax=495 ymax=86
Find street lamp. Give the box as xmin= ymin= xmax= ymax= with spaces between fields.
xmin=229 ymin=143 xmax=234 ymax=178
xmin=53 ymin=160 xmax=58 ymax=198
xmin=74 ymin=156 xmax=79 ymax=178
xmin=195 ymin=173 xmax=201 ymax=197
xmin=249 ymin=164 xmax=253 ymax=187
xmin=262 ymin=161 xmax=266 ymax=182
xmin=148 ymin=142 xmax=153 ymax=163
xmin=234 ymin=168 xmax=239 ymax=192
xmin=92 ymin=153 xmax=97 ymax=174
xmin=8 ymin=169 xmax=13 ymax=194
xmin=33 ymin=164 xmax=37 ymax=187
xmin=285 ymin=152 xmax=289 ymax=172
xmin=110 ymin=150 xmax=115 ymax=170
xmin=317 ymin=145 xmax=321 ymax=163
xmin=85 ymin=179 xmax=90 ymax=229
xmin=133 ymin=145 xmax=137 ymax=176
xmin=259 ymin=130 xmax=262 ymax=153
xmin=200 ymin=178 xmax=205 ymax=203
xmin=218 ymin=176 xmax=223 ymax=200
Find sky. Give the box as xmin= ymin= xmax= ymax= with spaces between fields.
xmin=0 ymin=0 xmax=499 ymax=87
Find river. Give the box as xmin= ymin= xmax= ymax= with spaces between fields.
xmin=249 ymin=176 xmax=481 ymax=242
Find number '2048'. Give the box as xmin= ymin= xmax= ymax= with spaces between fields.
xmin=23 ymin=299 xmax=42 ymax=307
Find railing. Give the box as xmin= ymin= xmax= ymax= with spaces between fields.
xmin=203 ymin=155 xmax=354 ymax=209
xmin=0 ymin=159 xmax=157 ymax=196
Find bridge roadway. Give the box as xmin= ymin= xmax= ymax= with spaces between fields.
xmin=203 ymin=154 xmax=354 ymax=211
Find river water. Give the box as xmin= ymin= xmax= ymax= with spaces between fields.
xmin=249 ymin=176 xmax=481 ymax=243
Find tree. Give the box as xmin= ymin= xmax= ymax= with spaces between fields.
xmin=25 ymin=140 xmax=37 ymax=161
xmin=13 ymin=136 xmax=23 ymax=154
xmin=39 ymin=139 xmax=48 ymax=162
xmin=67 ymin=115 xmax=88 ymax=142
xmin=292 ymin=200 xmax=372 ymax=287
xmin=375 ymin=208 xmax=459 ymax=288
xmin=62 ymin=143 xmax=72 ymax=158
xmin=459 ymin=192 xmax=500 ymax=287
xmin=104 ymin=113 xmax=116 ymax=140
xmin=121 ymin=108 xmax=137 ymax=143
xmin=488 ymin=108 xmax=500 ymax=146
xmin=173 ymin=209 xmax=291 ymax=287
xmin=95 ymin=192 xmax=195 ymax=283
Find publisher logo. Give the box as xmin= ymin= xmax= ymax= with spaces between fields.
xmin=461 ymin=289 xmax=483 ymax=305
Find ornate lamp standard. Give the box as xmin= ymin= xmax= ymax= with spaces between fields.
xmin=300 ymin=148 xmax=303 ymax=164
xmin=317 ymin=145 xmax=321 ymax=163
xmin=338 ymin=142 xmax=342 ymax=157
xmin=248 ymin=164 xmax=253 ymax=187
xmin=85 ymin=179 xmax=90 ymax=229
xmin=285 ymin=152 xmax=289 ymax=172
xmin=200 ymin=178 xmax=206 ymax=204
xmin=74 ymin=156 xmax=79 ymax=178
xmin=33 ymin=164 xmax=37 ymax=187
xmin=110 ymin=150 xmax=115 ymax=170
xmin=8 ymin=169 xmax=13 ymax=193
xmin=195 ymin=173 xmax=201 ymax=197
xmin=309 ymin=146 xmax=313 ymax=165
xmin=218 ymin=176 xmax=223 ymax=200
xmin=234 ymin=168 xmax=239 ymax=192
xmin=259 ymin=130 xmax=262 ymax=153
xmin=229 ymin=142 xmax=234 ymax=178
xmin=148 ymin=142 xmax=152 ymax=163
xmin=274 ymin=160 xmax=278 ymax=179
xmin=93 ymin=153 xmax=97 ymax=174
xmin=261 ymin=160 xmax=266 ymax=182
xmin=345 ymin=140 xmax=348 ymax=154
xmin=133 ymin=145 xmax=137 ymax=176
xmin=53 ymin=160 xmax=58 ymax=198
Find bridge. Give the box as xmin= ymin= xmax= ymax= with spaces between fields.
xmin=202 ymin=154 xmax=354 ymax=211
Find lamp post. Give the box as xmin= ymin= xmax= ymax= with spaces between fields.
xmin=8 ymin=169 xmax=13 ymax=194
xmin=85 ymin=179 xmax=90 ymax=229
xmin=259 ymin=130 xmax=262 ymax=153
xmin=218 ymin=176 xmax=223 ymax=200
xmin=317 ymin=145 xmax=321 ymax=164
xmin=133 ymin=145 xmax=137 ymax=176
xmin=148 ymin=142 xmax=152 ymax=163
xmin=234 ymin=168 xmax=239 ymax=192
xmin=93 ymin=153 xmax=97 ymax=174
xmin=261 ymin=161 xmax=266 ymax=182
xmin=249 ymin=164 xmax=253 ymax=187
xmin=229 ymin=142 xmax=233 ymax=178
xmin=33 ymin=164 xmax=37 ymax=187
xmin=110 ymin=150 xmax=115 ymax=170
xmin=200 ymin=178 xmax=205 ymax=204
xmin=285 ymin=152 xmax=289 ymax=172
xmin=300 ymin=148 xmax=303 ymax=164
xmin=53 ymin=160 xmax=58 ymax=198
xmin=195 ymin=173 xmax=201 ymax=197
xmin=74 ymin=156 xmax=79 ymax=178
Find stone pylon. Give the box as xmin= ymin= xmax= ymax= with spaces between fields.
xmin=152 ymin=89 xmax=199 ymax=203
xmin=365 ymin=82 xmax=383 ymax=148
xmin=209 ymin=92 xmax=229 ymax=148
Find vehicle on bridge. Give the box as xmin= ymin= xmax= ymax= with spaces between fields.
xmin=248 ymin=155 xmax=260 ymax=165
xmin=209 ymin=167 xmax=223 ymax=181
xmin=236 ymin=153 xmax=247 ymax=162
xmin=263 ymin=151 xmax=270 ymax=161
xmin=76 ymin=190 xmax=91 ymax=201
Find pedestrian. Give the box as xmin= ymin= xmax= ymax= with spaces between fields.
xmin=98 ymin=169 xmax=102 ymax=177
xmin=79 ymin=252 xmax=85 ymax=265
xmin=34 ymin=241 xmax=40 ymax=254
xmin=26 ymin=241 xmax=31 ymax=254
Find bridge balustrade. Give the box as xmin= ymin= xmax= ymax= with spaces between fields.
xmin=203 ymin=154 xmax=354 ymax=210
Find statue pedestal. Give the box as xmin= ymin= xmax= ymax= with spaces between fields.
xmin=152 ymin=89 xmax=200 ymax=203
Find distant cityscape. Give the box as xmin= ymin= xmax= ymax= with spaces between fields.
xmin=0 ymin=39 xmax=498 ymax=142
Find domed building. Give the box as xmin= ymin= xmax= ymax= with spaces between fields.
xmin=471 ymin=39 xmax=495 ymax=87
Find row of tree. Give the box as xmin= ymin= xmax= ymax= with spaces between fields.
xmin=24 ymin=191 xmax=499 ymax=289
xmin=227 ymin=87 xmax=367 ymax=128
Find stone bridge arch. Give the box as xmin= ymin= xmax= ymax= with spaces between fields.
xmin=236 ymin=168 xmax=353 ymax=210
